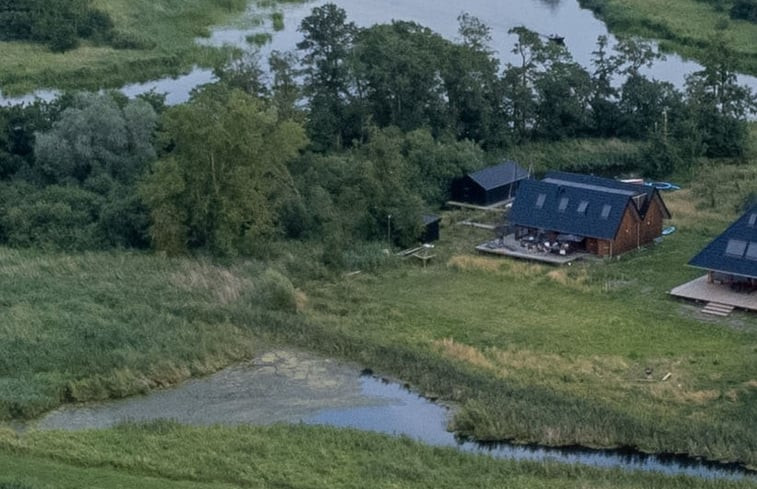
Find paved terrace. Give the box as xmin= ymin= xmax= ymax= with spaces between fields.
xmin=670 ymin=275 xmax=757 ymax=312
xmin=475 ymin=234 xmax=591 ymax=265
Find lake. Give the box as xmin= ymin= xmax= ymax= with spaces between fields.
xmin=2 ymin=0 xmax=755 ymax=106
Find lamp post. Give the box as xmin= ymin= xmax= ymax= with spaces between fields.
xmin=387 ymin=214 xmax=392 ymax=247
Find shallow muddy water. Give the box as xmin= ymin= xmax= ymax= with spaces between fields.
xmin=27 ymin=349 xmax=756 ymax=481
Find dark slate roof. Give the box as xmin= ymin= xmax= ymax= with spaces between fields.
xmin=509 ymin=176 xmax=638 ymax=240
xmin=542 ymin=171 xmax=669 ymax=219
xmin=688 ymin=207 xmax=757 ymax=278
xmin=468 ymin=161 xmax=529 ymax=191
xmin=422 ymin=214 xmax=441 ymax=225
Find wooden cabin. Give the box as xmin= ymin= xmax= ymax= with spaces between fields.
xmin=509 ymin=171 xmax=671 ymax=257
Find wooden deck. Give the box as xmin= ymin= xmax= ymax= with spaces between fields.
xmin=476 ymin=234 xmax=591 ymax=265
xmin=446 ymin=199 xmax=513 ymax=212
xmin=670 ymin=275 xmax=757 ymax=312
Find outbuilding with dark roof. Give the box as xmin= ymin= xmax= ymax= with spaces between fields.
xmin=509 ymin=171 xmax=670 ymax=257
xmin=451 ymin=161 xmax=529 ymax=206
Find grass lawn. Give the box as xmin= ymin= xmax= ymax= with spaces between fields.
xmin=0 ymin=423 xmax=753 ymax=488
xmin=0 ymin=161 xmax=754 ymax=468
xmin=0 ymin=0 xmax=291 ymax=95
xmin=579 ymin=0 xmax=757 ymax=76
xmin=291 ymin=181 xmax=757 ymax=466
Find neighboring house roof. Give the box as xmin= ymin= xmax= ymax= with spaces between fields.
xmin=510 ymin=178 xmax=636 ymax=240
xmin=467 ymin=161 xmax=529 ymax=191
xmin=688 ymin=207 xmax=757 ymax=279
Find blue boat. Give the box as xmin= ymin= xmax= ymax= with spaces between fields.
xmin=645 ymin=181 xmax=681 ymax=191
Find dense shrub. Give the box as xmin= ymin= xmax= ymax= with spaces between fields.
xmin=730 ymin=0 xmax=757 ymax=22
xmin=258 ymin=268 xmax=297 ymax=312
xmin=0 ymin=0 xmax=114 ymax=51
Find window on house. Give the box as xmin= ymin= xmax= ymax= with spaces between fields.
xmin=577 ymin=200 xmax=589 ymax=214
xmin=600 ymin=204 xmax=611 ymax=219
xmin=725 ymin=239 xmax=747 ymax=258
xmin=535 ymin=193 xmax=546 ymax=209
xmin=746 ymin=242 xmax=757 ymax=261
xmin=558 ymin=197 xmax=569 ymax=212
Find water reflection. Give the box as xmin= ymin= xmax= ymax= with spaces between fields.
xmin=1 ymin=0 xmax=755 ymax=107
xmin=310 ymin=375 xmax=756 ymax=481
xmin=28 ymin=349 xmax=753 ymax=481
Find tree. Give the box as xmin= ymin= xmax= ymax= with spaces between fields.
xmin=684 ymin=36 xmax=757 ymax=157
xmin=297 ymin=3 xmax=357 ymax=150
xmin=353 ymin=22 xmax=448 ymax=134
xmin=140 ymin=86 xmax=307 ymax=255
xmin=34 ymin=92 xmax=158 ymax=185
xmin=269 ymin=50 xmax=302 ymax=122
xmin=501 ymin=27 xmax=550 ymax=142
xmin=588 ymin=35 xmax=622 ymax=137
xmin=0 ymin=0 xmax=113 ymax=52
xmin=214 ymin=51 xmax=268 ymax=98
xmin=533 ymin=55 xmax=593 ymax=139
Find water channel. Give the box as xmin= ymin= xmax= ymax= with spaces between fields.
xmin=2 ymin=0 xmax=756 ymax=106
xmin=24 ymin=349 xmax=756 ymax=482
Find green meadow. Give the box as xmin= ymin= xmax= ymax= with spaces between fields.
xmin=0 ymin=423 xmax=754 ymax=489
xmin=580 ymin=0 xmax=757 ymax=75
xmin=0 ymin=163 xmax=755 ymax=469
xmin=0 ymin=0 xmax=292 ymax=95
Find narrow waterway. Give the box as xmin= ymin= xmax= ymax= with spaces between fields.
xmin=2 ymin=0 xmax=756 ymax=106
xmin=25 ymin=349 xmax=756 ymax=481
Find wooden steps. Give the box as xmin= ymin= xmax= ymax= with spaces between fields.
xmin=701 ymin=302 xmax=735 ymax=317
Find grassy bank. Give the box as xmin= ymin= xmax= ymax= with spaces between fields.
xmin=579 ymin=0 xmax=757 ymax=76
xmin=0 ymin=162 xmax=755 ymax=467
xmin=260 ymin=176 xmax=755 ymax=466
xmin=0 ymin=248 xmax=274 ymax=418
xmin=0 ymin=0 xmax=292 ymax=95
xmin=0 ymin=423 xmax=753 ymax=488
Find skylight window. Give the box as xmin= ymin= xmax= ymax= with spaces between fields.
xmin=535 ymin=193 xmax=546 ymax=209
xmin=600 ymin=204 xmax=611 ymax=219
xmin=725 ymin=239 xmax=747 ymax=258
xmin=577 ymin=200 xmax=589 ymax=214
xmin=558 ymin=197 xmax=569 ymax=212
xmin=746 ymin=242 xmax=757 ymax=261
xmin=749 ymin=213 xmax=757 ymax=227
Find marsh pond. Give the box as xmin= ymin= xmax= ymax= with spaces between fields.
xmin=26 ymin=349 xmax=756 ymax=482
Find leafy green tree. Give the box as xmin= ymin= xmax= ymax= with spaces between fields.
xmin=533 ymin=53 xmax=593 ymax=139
xmin=501 ymin=27 xmax=548 ymax=142
xmin=269 ymin=50 xmax=303 ymax=122
xmin=402 ymin=129 xmax=484 ymax=205
xmin=588 ymin=35 xmax=622 ymax=137
xmin=297 ymin=3 xmax=357 ymax=150
xmin=353 ymin=22 xmax=447 ymax=133
xmin=34 ymin=92 xmax=158 ymax=185
xmin=617 ymin=76 xmax=681 ymax=139
xmin=140 ymin=86 xmax=307 ymax=255
xmin=0 ymin=0 xmax=113 ymax=52
xmin=683 ymin=37 xmax=756 ymax=157
xmin=445 ymin=15 xmax=506 ymax=147
xmin=214 ymin=51 xmax=268 ymax=98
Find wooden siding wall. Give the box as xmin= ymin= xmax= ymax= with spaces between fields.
xmin=639 ymin=196 xmax=665 ymax=244
xmin=603 ymin=198 xmax=665 ymax=257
